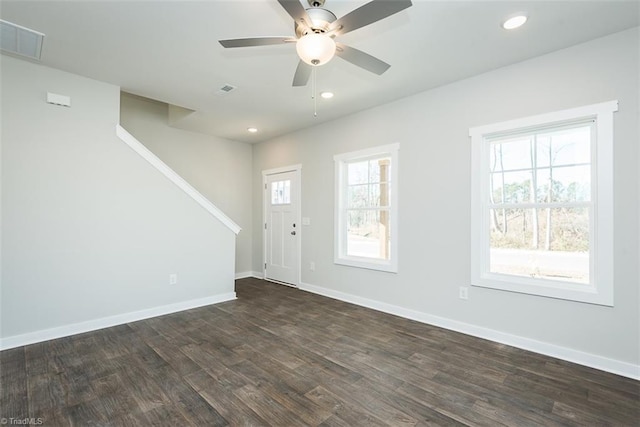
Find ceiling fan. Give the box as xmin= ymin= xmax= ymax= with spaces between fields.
xmin=219 ymin=0 xmax=412 ymax=87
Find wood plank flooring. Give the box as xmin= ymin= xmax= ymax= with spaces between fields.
xmin=1 ymin=277 xmax=638 ymax=426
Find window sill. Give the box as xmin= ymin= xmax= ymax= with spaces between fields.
xmin=335 ymin=257 xmax=398 ymax=273
xmin=472 ymin=274 xmax=612 ymax=306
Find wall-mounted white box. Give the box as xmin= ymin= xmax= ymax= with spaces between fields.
xmin=47 ymin=92 xmax=71 ymax=107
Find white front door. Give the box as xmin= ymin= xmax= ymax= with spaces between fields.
xmin=264 ymin=169 xmax=300 ymax=286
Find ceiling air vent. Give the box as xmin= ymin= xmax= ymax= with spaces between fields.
xmin=0 ymin=20 xmax=45 ymax=61
xmin=215 ymin=84 xmax=237 ymax=96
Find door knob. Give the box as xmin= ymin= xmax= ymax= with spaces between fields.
xmin=290 ymin=231 xmax=296 ymax=236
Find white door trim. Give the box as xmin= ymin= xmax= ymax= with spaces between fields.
xmin=262 ymin=164 xmax=302 ymax=287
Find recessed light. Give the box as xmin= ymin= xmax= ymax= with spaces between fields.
xmin=320 ymin=91 xmax=334 ymax=99
xmin=247 ymin=127 xmax=258 ymax=133
xmin=502 ymin=15 xmax=527 ymax=30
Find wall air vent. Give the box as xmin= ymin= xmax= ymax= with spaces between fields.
xmin=0 ymin=20 xmax=45 ymax=61
xmin=215 ymin=84 xmax=237 ymax=96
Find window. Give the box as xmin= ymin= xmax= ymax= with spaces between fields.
xmin=470 ymin=101 xmax=617 ymax=305
xmin=271 ymin=179 xmax=291 ymax=205
xmin=335 ymin=144 xmax=399 ymax=272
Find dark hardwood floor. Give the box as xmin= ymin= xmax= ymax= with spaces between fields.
xmin=1 ymin=277 xmax=638 ymax=426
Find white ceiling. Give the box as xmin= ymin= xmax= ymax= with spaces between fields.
xmin=2 ymin=1 xmax=638 ymax=143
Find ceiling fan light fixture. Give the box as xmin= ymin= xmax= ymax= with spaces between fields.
xmin=247 ymin=127 xmax=258 ymax=133
xmin=296 ymin=33 xmax=336 ymax=66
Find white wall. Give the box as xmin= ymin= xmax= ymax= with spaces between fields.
xmin=119 ymin=93 xmax=253 ymax=276
xmin=1 ymin=55 xmax=236 ymax=344
xmin=252 ymin=28 xmax=639 ymax=374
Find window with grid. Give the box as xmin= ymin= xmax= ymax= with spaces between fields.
xmin=470 ymin=101 xmax=616 ymax=305
xmin=334 ymin=144 xmax=399 ymax=272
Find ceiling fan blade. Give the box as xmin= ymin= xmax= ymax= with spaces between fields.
xmin=335 ymin=43 xmax=390 ymax=75
xmin=219 ymin=37 xmax=295 ymax=48
xmin=277 ymin=0 xmax=312 ymax=29
xmin=330 ymin=0 xmax=412 ymax=35
xmin=292 ymin=60 xmax=312 ymax=86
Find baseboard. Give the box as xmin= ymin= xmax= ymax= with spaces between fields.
xmin=0 ymin=292 xmax=237 ymax=351
xmin=235 ymin=271 xmax=263 ymax=280
xmin=298 ymin=281 xmax=639 ymax=380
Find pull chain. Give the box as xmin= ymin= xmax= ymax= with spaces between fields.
xmin=312 ymin=66 xmax=317 ymax=117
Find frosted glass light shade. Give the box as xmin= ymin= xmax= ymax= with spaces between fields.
xmin=296 ymin=33 xmax=336 ymax=66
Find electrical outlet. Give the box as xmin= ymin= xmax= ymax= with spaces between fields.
xmin=169 ymin=274 xmax=178 ymax=285
xmin=459 ymin=286 xmax=469 ymax=300
xmin=310 ymin=261 xmax=315 ymax=271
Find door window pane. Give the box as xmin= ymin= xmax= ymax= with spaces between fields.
xmin=271 ymin=180 xmax=291 ymax=205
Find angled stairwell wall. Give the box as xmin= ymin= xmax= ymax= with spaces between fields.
xmin=1 ymin=55 xmax=239 ymax=349
xmin=119 ymin=93 xmax=253 ymax=277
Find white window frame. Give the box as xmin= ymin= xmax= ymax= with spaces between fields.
xmin=334 ymin=143 xmax=399 ymax=273
xmin=470 ymin=101 xmax=617 ymax=306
